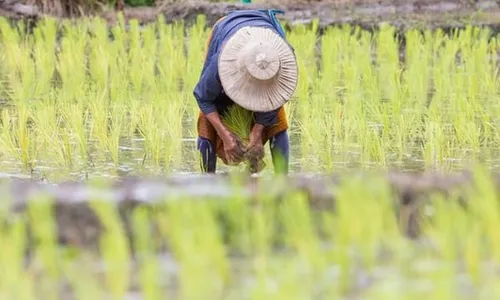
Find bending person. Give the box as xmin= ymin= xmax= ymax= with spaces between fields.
xmin=193 ymin=9 xmax=298 ymax=174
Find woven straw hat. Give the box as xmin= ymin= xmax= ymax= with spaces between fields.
xmin=218 ymin=26 xmax=298 ymax=112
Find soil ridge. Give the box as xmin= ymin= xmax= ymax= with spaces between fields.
xmin=3 ymin=0 xmax=500 ymax=32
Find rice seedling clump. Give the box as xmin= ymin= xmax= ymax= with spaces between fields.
xmin=221 ymin=104 xmax=266 ymax=173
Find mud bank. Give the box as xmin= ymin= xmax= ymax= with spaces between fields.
xmin=145 ymin=0 xmax=500 ymax=32
xmin=0 ymin=169 xmax=491 ymax=252
xmin=4 ymin=0 xmax=500 ymax=33
xmin=99 ymin=0 xmax=500 ymax=34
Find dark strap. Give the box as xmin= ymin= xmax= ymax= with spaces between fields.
xmin=226 ymin=9 xmax=287 ymax=38
xmin=260 ymin=9 xmax=287 ymax=38
xmin=225 ymin=9 xmax=294 ymax=51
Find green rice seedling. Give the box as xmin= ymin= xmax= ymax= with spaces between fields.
xmin=135 ymin=93 xmax=184 ymax=172
xmin=87 ymin=89 xmax=111 ymax=162
xmin=463 ymin=220 xmax=483 ymax=286
xmin=464 ymin=165 xmax=500 ymax=264
xmin=329 ymin=175 xmax=396 ymax=292
xmin=56 ymin=20 xmax=88 ymax=104
xmin=137 ymin=103 xmax=165 ymax=169
xmin=128 ymin=20 xmax=147 ymax=97
xmin=161 ymin=93 xmax=186 ymax=170
xmin=421 ymin=192 xmax=461 ymax=265
xmin=156 ymin=16 xmax=181 ymax=88
xmin=278 ymin=190 xmax=326 ymax=291
xmin=164 ymin=198 xmax=229 ymax=299
xmin=32 ymin=18 xmax=57 ymax=101
xmin=106 ymin=104 xmax=126 ymax=167
xmin=221 ymin=104 xmax=265 ymax=173
xmin=138 ymin=23 xmax=158 ymax=93
xmin=0 ymin=109 xmax=24 ymax=165
xmin=216 ymin=187 xmax=253 ymax=254
xmin=17 ymin=104 xmax=37 ymax=169
xmin=108 ymin=18 xmax=130 ymax=109
xmin=88 ymin=17 xmax=112 ymax=94
xmin=286 ymin=20 xmax=318 ymax=104
xmin=61 ymin=257 xmax=107 ymax=300
xmin=184 ymin=15 xmax=209 ymax=94
xmin=26 ymin=192 xmax=60 ymax=299
xmin=0 ymin=18 xmax=15 ymax=97
xmin=1 ymin=26 xmax=36 ymax=106
xmin=61 ymin=102 xmax=90 ymax=163
xmin=89 ymin=195 xmax=131 ymax=300
xmin=0 ymin=104 xmax=38 ymax=170
xmin=287 ymin=22 xmax=320 ymax=169
xmin=32 ymin=102 xmax=73 ymax=169
xmin=57 ymin=125 xmax=74 ymax=171
xmin=246 ymin=194 xmax=279 ymax=299
xmin=397 ymin=29 xmax=432 ymax=160
xmin=222 ymin=105 xmax=253 ymax=144
xmin=376 ymin=23 xmax=402 ymax=107
xmin=185 ymin=16 xmax=210 ymax=134
xmin=131 ymin=206 xmax=163 ymax=300
xmin=0 ymin=208 xmax=34 ymax=299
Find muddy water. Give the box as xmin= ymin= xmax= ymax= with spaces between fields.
xmin=0 ymin=123 xmax=435 ymax=181
xmin=0 ymin=133 xmax=304 ymax=181
xmin=0 ymin=106 xmax=476 ymax=181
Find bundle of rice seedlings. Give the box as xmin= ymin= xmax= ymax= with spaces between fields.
xmin=221 ymin=104 xmax=266 ymax=173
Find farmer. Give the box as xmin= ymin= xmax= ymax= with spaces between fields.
xmin=194 ymin=9 xmax=298 ymax=174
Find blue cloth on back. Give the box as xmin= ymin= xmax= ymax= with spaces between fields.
xmin=193 ymin=10 xmax=290 ymax=127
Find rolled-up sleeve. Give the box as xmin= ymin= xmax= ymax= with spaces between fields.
xmin=193 ymin=53 xmax=222 ymax=115
xmin=254 ymin=107 xmax=280 ymax=127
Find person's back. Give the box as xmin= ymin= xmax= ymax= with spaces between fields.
xmin=193 ymin=9 xmax=298 ymax=174
xmin=200 ymin=10 xmax=288 ymax=76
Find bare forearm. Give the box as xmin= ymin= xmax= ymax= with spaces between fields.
xmin=250 ymin=123 xmax=265 ymax=140
xmin=205 ymin=111 xmax=232 ymax=141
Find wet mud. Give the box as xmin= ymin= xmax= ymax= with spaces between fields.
xmin=102 ymin=0 xmax=500 ymax=34
xmin=4 ymin=0 xmax=500 ymax=33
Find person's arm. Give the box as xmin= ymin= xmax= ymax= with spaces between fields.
xmin=249 ymin=108 xmax=280 ymax=143
xmin=204 ymin=111 xmax=234 ymax=142
xmin=193 ymin=53 xmax=222 ymax=118
xmin=193 ymin=54 xmax=234 ymax=139
xmin=249 ymin=123 xmax=265 ymax=143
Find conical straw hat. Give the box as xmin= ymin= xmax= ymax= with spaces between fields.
xmin=218 ymin=26 xmax=298 ymax=112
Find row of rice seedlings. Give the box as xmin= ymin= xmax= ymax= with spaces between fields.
xmin=290 ymin=23 xmax=500 ymax=173
xmin=136 ymin=93 xmax=186 ymax=170
xmin=0 ymin=168 xmax=499 ymax=297
xmin=0 ymin=16 xmax=192 ymax=177
xmin=3 ymin=16 xmax=500 ymax=176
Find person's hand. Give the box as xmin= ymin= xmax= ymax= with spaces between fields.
xmin=222 ymin=132 xmax=245 ymax=165
xmin=245 ymin=129 xmax=266 ymax=173
xmin=245 ymin=135 xmax=264 ymax=161
xmin=245 ymin=126 xmax=265 ymax=161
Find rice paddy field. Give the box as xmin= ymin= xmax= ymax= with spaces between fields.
xmin=2 ymin=13 xmax=500 ymax=299
xmin=4 ymin=15 xmax=500 ymax=180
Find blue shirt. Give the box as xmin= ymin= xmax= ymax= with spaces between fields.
xmin=193 ymin=10 xmax=290 ymax=127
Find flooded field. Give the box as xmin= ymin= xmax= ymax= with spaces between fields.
xmin=2 ymin=16 xmax=500 ymax=180
xmin=2 ymin=11 xmax=500 ymax=299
